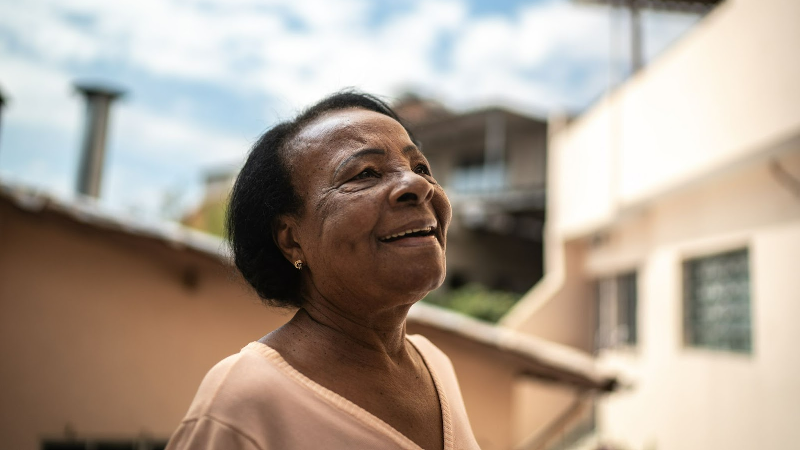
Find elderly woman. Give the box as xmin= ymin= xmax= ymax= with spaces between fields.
xmin=166 ymin=92 xmax=480 ymax=450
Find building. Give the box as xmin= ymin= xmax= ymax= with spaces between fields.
xmin=396 ymin=96 xmax=548 ymax=294
xmin=503 ymin=0 xmax=800 ymax=448
xmin=181 ymin=166 xmax=237 ymax=237
xmin=0 ymin=181 xmax=615 ymax=450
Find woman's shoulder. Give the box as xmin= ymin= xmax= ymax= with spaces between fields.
xmin=182 ymin=342 xmax=289 ymax=420
xmin=168 ymin=343 xmax=290 ymax=450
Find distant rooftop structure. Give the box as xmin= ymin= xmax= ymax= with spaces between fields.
xmin=392 ymin=93 xmax=453 ymax=127
xmin=395 ymin=96 xmax=549 ymax=294
xmin=74 ymin=83 xmax=125 ymax=100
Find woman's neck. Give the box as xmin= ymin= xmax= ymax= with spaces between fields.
xmin=262 ymin=293 xmax=417 ymax=371
xmin=297 ymin=301 xmax=411 ymax=363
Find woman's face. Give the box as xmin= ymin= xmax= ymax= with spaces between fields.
xmin=283 ymin=108 xmax=451 ymax=310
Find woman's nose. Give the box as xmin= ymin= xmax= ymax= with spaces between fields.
xmin=389 ymin=170 xmax=434 ymax=206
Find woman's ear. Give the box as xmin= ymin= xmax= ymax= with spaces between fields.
xmin=273 ymin=215 xmax=303 ymax=265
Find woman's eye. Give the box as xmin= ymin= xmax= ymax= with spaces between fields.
xmin=354 ymin=168 xmax=379 ymax=180
xmin=414 ymin=164 xmax=431 ymax=176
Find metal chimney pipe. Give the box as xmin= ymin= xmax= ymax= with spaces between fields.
xmin=75 ymin=83 xmax=124 ymax=199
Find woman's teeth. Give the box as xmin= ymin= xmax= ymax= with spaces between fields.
xmin=381 ymin=226 xmax=433 ymax=241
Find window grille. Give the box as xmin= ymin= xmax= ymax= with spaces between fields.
xmin=683 ymin=248 xmax=751 ymax=353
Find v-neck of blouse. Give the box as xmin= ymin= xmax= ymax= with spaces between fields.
xmin=244 ymin=335 xmax=454 ymax=450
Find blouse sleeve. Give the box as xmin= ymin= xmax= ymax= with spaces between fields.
xmin=165 ymin=416 xmax=264 ymax=450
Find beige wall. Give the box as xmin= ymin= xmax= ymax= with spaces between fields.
xmin=500 ymin=239 xmax=596 ymax=449
xmin=406 ymin=325 xmax=518 ymax=450
xmin=507 ymin=241 xmax=594 ymax=353
xmin=0 ymin=204 xmax=292 ymax=449
xmin=511 ymin=379 xmax=581 ymax=447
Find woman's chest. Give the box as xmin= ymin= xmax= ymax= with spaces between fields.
xmin=343 ymin=372 xmax=444 ymax=450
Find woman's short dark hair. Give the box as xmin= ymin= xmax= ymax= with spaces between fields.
xmin=226 ymin=90 xmax=415 ymax=308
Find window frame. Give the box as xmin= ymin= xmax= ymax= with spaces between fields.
xmin=595 ymin=270 xmax=639 ymax=351
xmin=682 ymin=247 xmax=752 ymax=354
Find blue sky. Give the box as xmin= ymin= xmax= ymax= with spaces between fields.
xmin=0 ymin=0 xmax=700 ymax=219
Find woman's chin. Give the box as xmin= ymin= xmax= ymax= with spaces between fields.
xmin=379 ymin=261 xmax=446 ymax=299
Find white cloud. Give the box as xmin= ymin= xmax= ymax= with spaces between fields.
xmin=0 ymin=51 xmax=249 ymax=165
xmin=0 ymin=55 xmax=83 ymax=131
xmin=439 ymin=2 xmax=602 ymax=111
xmin=0 ymin=0 xmax=468 ymax=111
xmin=518 ymin=3 xmax=612 ymax=63
xmin=248 ymin=0 xmax=469 ymax=114
xmin=0 ymin=0 xmax=703 ymax=113
xmin=113 ymin=105 xmax=251 ymax=164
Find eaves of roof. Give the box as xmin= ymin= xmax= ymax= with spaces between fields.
xmin=0 ymin=180 xmax=226 ymax=261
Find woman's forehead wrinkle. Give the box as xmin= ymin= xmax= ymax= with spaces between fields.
xmin=289 ymin=119 xmax=364 ymax=221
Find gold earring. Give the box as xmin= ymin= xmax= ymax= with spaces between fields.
xmin=294 ymin=260 xmax=303 ymax=270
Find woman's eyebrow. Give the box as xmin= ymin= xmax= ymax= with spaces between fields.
xmin=403 ymin=145 xmax=422 ymax=157
xmin=333 ymin=148 xmax=385 ymax=178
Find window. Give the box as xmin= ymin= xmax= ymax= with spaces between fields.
xmin=596 ymin=271 xmax=637 ymax=350
xmin=450 ymin=158 xmax=506 ymax=194
xmin=41 ymin=440 xmax=167 ymax=450
xmin=683 ymin=248 xmax=751 ymax=353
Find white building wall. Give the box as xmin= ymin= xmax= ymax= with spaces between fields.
xmin=589 ymin=152 xmax=800 ymax=449
xmin=505 ymin=0 xmax=800 ymax=447
xmin=552 ymin=0 xmax=800 ymax=238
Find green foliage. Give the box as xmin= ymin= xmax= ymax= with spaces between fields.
xmin=182 ymin=200 xmax=227 ymax=237
xmin=202 ymin=202 xmax=228 ymax=237
xmin=423 ymin=284 xmax=521 ymax=323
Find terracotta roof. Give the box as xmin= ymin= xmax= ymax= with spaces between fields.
xmin=0 ymin=179 xmax=617 ymax=393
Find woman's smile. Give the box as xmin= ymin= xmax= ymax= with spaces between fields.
xmin=378 ymin=225 xmax=434 ymax=242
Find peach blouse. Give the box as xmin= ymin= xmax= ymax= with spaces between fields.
xmin=166 ymin=334 xmax=480 ymax=450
